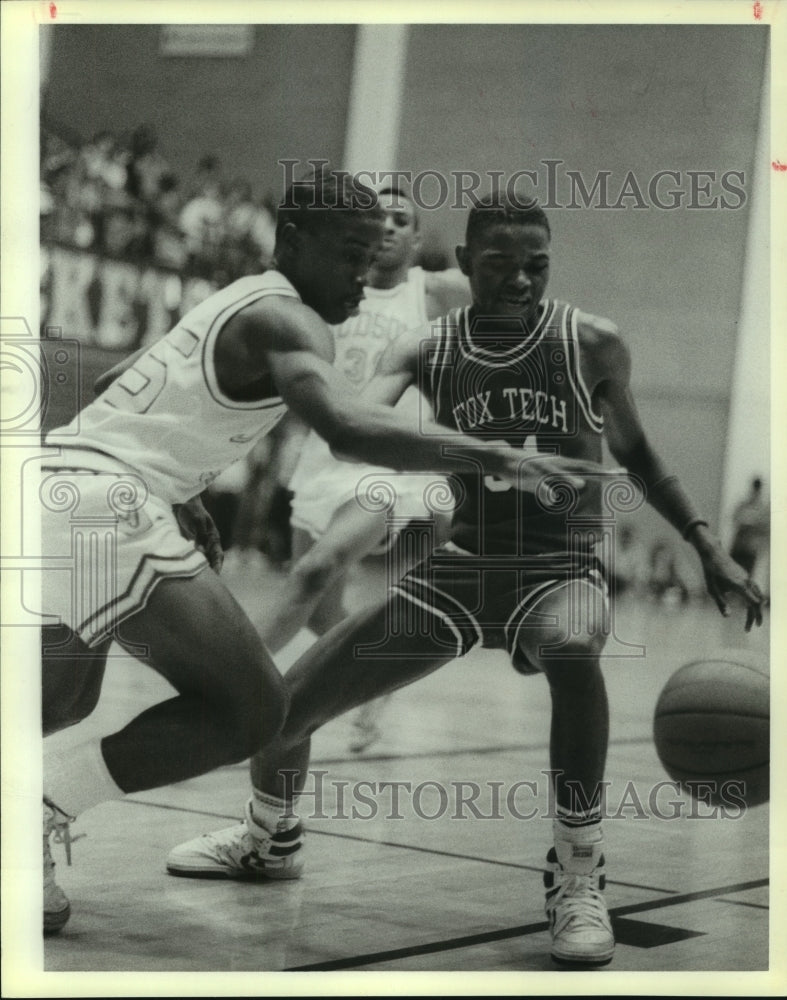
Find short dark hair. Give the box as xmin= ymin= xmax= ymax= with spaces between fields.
xmin=465 ymin=193 xmax=551 ymax=247
xmin=276 ymin=168 xmax=383 ymax=240
xmin=377 ymin=185 xmax=420 ymax=232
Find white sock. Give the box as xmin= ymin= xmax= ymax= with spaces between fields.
xmin=553 ymin=814 xmax=604 ymax=875
xmin=248 ymin=788 xmax=300 ymax=834
xmin=44 ymin=736 xmax=125 ymax=819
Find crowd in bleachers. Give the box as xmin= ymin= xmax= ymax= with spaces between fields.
xmin=40 ymin=121 xmax=277 ymax=284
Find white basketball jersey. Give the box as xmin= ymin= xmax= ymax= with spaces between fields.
xmin=45 ymin=271 xmax=298 ymax=504
xmin=290 ymin=267 xmax=429 ymax=491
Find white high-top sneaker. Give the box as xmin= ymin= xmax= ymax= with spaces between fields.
xmin=166 ymin=798 xmax=305 ymax=880
xmin=543 ymin=823 xmax=615 ymax=966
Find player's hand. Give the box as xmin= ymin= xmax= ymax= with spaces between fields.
xmin=695 ymin=537 xmax=764 ymax=631
xmin=174 ymin=496 xmax=224 ymax=574
xmin=495 ymin=446 xmax=603 ymax=493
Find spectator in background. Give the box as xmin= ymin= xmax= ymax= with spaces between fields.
xmin=80 ymin=132 xmax=128 ymax=194
xmin=647 ymin=539 xmax=691 ymax=608
xmin=151 ymin=173 xmax=188 ymax=270
xmin=252 ymin=196 xmax=277 ymax=268
xmin=729 ymin=476 xmax=770 ymax=594
xmin=125 ymin=123 xmax=171 ymax=205
xmin=180 ymin=156 xmax=226 ymax=279
xmin=221 ymin=179 xmax=277 ymax=277
xmin=609 ymin=523 xmax=648 ymax=599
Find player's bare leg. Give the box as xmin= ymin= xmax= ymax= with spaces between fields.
xmin=517 ymin=579 xmax=614 ymax=966
xmin=166 ymin=596 xmax=459 ymax=878
xmin=256 ymin=505 xmax=387 ymax=655
xmin=42 ymin=625 xmax=110 ymax=737
xmin=43 ymin=570 xmax=289 ymax=924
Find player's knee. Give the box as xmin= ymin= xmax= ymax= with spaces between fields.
xmin=523 ymin=628 xmax=606 ymax=677
xmin=207 ymin=656 xmax=290 ymax=763
xmin=42 ymin=634 xmax=108 ymax=734
xmin=221 ymin=685 xmax=289 ymax=763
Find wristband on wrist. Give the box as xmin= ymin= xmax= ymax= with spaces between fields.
xmin=647 ymin=474 xmax=708 ymax=540
xmin=682 ymin=518 xmax=709 ymax=540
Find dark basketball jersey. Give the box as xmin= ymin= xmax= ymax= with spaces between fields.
xmin=421 ymin=300 xmax=604 ymax=555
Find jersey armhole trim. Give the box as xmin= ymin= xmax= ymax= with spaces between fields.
xmin=566 ymin=307 xmax=604 ymax=432
xmin=201 ymin=282 xmax=297 ymax=411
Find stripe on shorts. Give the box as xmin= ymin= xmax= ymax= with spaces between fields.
xmin=504 ymin=578 xmax=562 ymax=655
xmin=504 ymin=573 xmax=609 ymax=656
xmin=77 ymin=548 xmax=208 ymax=646
xmin=392 ymin=574 xmax=482 ymax=656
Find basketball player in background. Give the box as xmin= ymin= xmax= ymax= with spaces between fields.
xmin=40 ymin=174 xmax=592 ymax=935
xmin=729 ymin=475 xmax=770 ymax=594
xmin=257 ymin=186 xmax=470 ymax=752
xmin=168 ymin=194 xmax=763 ymax=968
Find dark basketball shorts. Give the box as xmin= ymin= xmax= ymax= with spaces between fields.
xmin=390 ymin=541 xmax=608 ymax=674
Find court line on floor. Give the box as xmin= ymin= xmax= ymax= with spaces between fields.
xmin=302 ymin=825 xmax=680 ymax=894
xmin=123 ymin=797 xmax=680 ymax=894
xmin=283 ymin=877 xmax=769 ymax=971
xmin=714 ymin=897 xmax=769 ymax=910
xmin=221 ymin=734 xmax=655 ymax=768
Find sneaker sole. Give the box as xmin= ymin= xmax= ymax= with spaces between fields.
xmin=44 ymin=903 xmax=71 ymax=935
xmin=165 ymin=862 xmax=303 ymax=881
xmin=551 ymin=947 xmax=614 ymax=967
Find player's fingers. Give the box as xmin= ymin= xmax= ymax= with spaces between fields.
xmin=722 ymin=577 xmax=764 ymax=631
xmin=708 ymin=581 xmax=729 ymax=618
xmin=205 ymin=528 xmax=223 ymax=572
xmin=742 ymin=581 xmax=764 ymax=629
xmin=534 ymin=458 xmax=587 ymax=488
xmin=210 ymin=542 xmax=224 ymax=574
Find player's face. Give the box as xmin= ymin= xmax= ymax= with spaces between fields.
xmin=296 ymin=215 xmax=384 ymax=324
xmin=372 ymin=193 xmax=420 ymax=271
xmin=458 ymin=223 xmax=550 ymax=326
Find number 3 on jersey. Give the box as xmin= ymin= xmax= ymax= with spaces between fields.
xmin=105 ymin=352 xmax=167 ymax=414
xmin=484 ymin=435 xmax=541 ymax=492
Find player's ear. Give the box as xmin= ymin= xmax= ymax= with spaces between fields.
xmin=455 ymin=244 xmax=471 ymax=276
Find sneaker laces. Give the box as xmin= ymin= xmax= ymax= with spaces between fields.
xmin=44 ymin=797 xmax=81 ymax=866
xmin=548 ymin=873 xmax=611 ymax=932
xmin=206 ymin=824 xmax=265 ymax=866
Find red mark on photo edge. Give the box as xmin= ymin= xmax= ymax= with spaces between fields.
xmin=772 ymin=160 xmax=787 ymax=172
xmin=753 ymin=1 xmax=762 ymax=19
xmin=49 ymin=2 xmax=57 ymax=18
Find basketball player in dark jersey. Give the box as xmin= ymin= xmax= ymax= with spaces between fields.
xmin=168 ymin=195 xmax=763 ymax=967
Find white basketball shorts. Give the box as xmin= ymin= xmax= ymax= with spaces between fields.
xmin=289 ymin=458 xmax=455 ymax=541
xmin=38 ymin=462 xmax=208 ymax=647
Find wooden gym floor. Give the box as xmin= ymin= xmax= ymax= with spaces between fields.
xmin=14 ymin=551 xmax=782 ymax=994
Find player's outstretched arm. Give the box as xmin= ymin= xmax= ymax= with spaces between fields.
xmin=253 ymin=300 xmax=595 ymax=493
xmin=593 ymin=321 xmax=764 ymax=631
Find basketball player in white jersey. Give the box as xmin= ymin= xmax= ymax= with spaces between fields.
xmin=168 ymin=195 xmax=763 ymax=967
xmin=257 ymin=186 xmax=470 ymax=750
xmin=39 ymin=174 xmax=595 ymax=935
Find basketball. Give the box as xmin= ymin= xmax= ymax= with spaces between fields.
xmin=653 ymin=650 xmax=770 ymax=807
